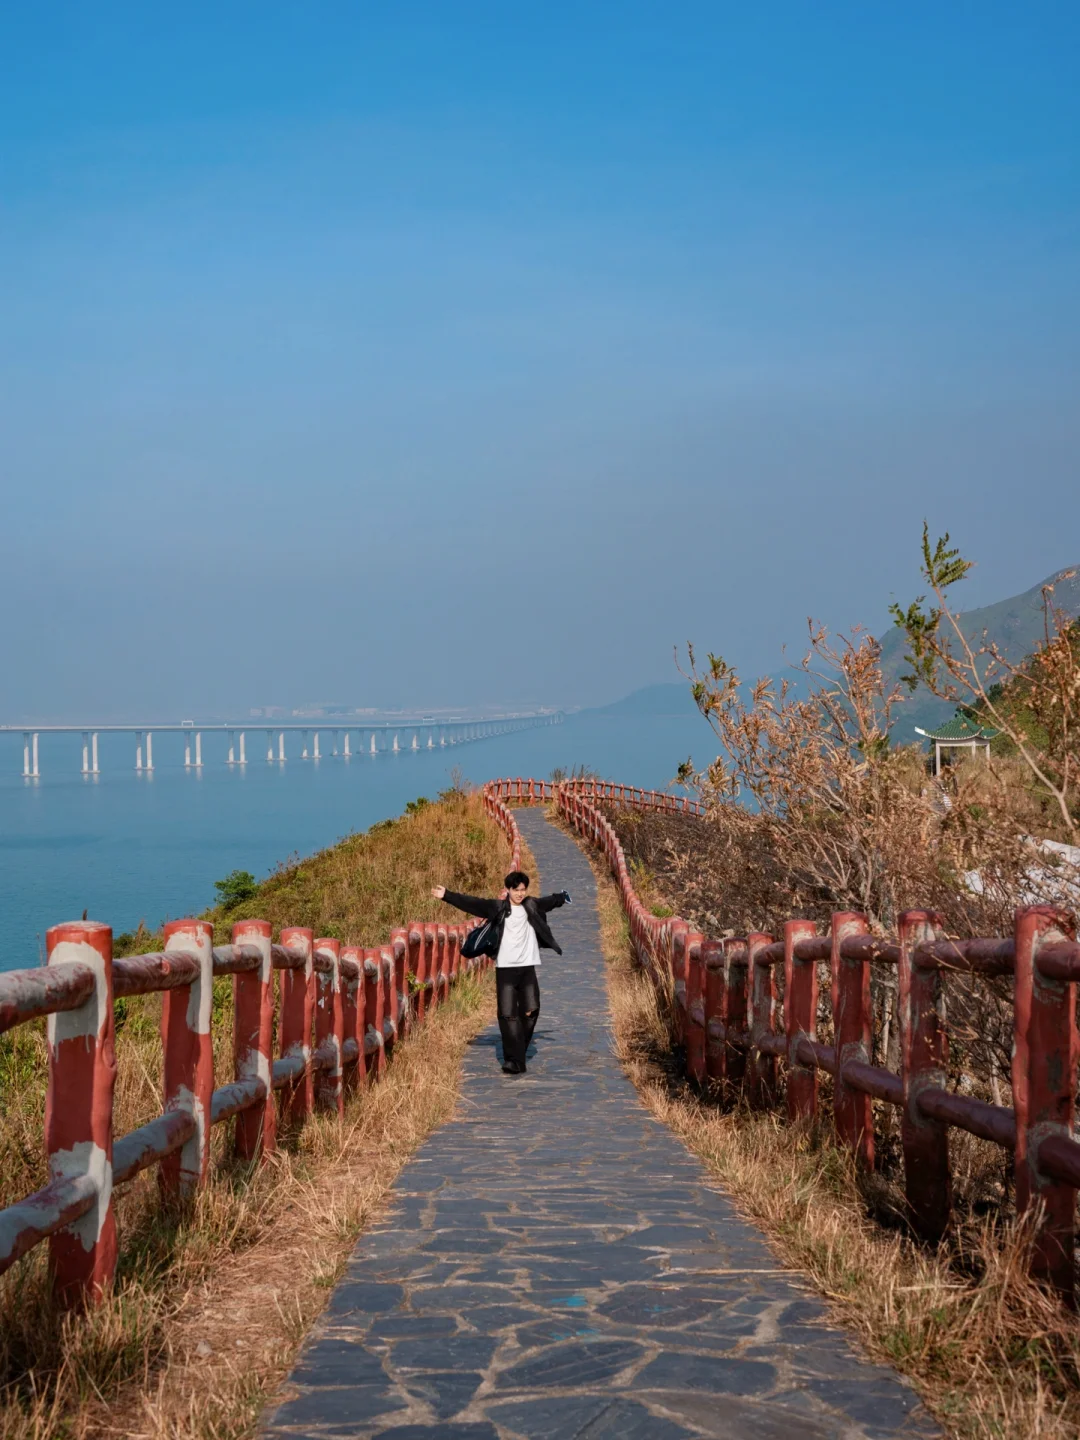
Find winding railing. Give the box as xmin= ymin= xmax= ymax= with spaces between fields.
xmin=486 ymin=777 xmax=1080 ymax=1303
xmin=0 ymin=793 xmax=526 ymax=1306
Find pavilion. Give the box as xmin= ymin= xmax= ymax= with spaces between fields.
xmin=915 ymin=715 xmax=999 ymax=776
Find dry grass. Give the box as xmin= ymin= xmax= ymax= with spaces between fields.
xmin=584 ymin=837 xmax=1080 ymax=1440
xmin=0 ymin=791 xmax=514 ymax=1439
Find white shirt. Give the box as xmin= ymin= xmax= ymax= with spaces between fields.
xmin=497 ymin=902 xmax=541 ymax=969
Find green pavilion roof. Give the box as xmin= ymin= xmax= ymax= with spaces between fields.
xmin=923 ymin=715 xmax=999 ymax=743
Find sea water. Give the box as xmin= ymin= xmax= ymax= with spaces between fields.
xmin=0 ymin=714 xmax=708 ymax=970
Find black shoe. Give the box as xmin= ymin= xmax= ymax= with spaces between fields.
xmin=501 ymin=1060 xmax=521 ymax=1075
xmin=518 ymin=1059 xmax=527 ymax=1074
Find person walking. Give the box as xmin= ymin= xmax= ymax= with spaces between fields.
xmin=432 ymin=871 xmax=569 ymax=1074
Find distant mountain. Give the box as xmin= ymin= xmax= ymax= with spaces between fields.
xmin=882 ymin=564 xmax=1080 ymax=740
xmin=589 ymin=683 xmax=699 ymax=718
xmin=591 ymin=566 xmax=1080 ymax=742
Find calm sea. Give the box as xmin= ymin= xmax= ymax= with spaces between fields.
xmin=0 ymin=714 xmax=706 ymax=970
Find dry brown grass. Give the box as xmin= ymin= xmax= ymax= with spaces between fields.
xmin=0 ymin=791 xmax=517 ymax=1440
xmin=584 ymin=839 xmax=1080 ymax=1440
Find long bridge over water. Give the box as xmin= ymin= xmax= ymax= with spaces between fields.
xmin=0 ymin=711 xmax=562 ymax=777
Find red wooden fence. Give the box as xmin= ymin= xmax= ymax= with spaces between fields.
xmin=0 ymin=789 xmax=526 ymax=1306
xmin=486 ymin=777 xmax=1080 ymax=1303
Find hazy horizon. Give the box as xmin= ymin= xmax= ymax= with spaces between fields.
xmin=3 ymin=5 xmax=1078 ymax=722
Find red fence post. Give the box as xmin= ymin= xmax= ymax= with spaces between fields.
xmin=45 ymin=920 xmax=117 ymax=1304
xmin=898 ymin=910 xmax=950 ymax=1242
xmin=390 ymin=929 xmax=409 ymax=1037
xmin=381 ymin=949 xmax=397 ymax=1052
xmin=747 ymin=933 xmax=777 ymax=1108
xmin=832 ymin=911 xmax=873 ymax=1167
xmin=670 ymin=921 xmax=689 ymax=1042
xmin=724 ymin=939 xmax=749 ymax=1090
xmin=233 ymin=918 xmax=275 ymax=1162
xmin=278 ymin=926 xmax=315 ymax=1126
xmin=160 ymin=919 xmax=215 ymax=1200
xmin=408 ymin=926 xmax=425 ymax=1024
xmin=314 ymin=938 xmax=344 ymax=1117
xmin=365 ymin=948 xmax=386 ymax=1080
xmin=685 ymin=931 xmax=706 ymax=1084
xmin=1013 ymin=904 xmax=1078 ymax=1300
xmin=341 ymin=945 xmax=364 ymax=1090
xmin=703 ymin=938 xmax=725 ymax=1083
xmin=424 ymin=923 xmax=440 ymax=1009
xmin=784 ymin=919 xmax=819 ymax=1123
xmin=436 ymin=924 xmax=449 ymax=1004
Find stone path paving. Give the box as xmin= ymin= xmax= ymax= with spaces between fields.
xmin=263 ymin=810 xmax=939 ymax=1439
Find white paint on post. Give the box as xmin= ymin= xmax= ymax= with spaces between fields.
xmin=48 ymin=1140 xmax=111 ymax=1252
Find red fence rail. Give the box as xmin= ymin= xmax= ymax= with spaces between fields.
xmin=0 ymin=796 xmax=525 ymax=1306
xmin=487 ymin=777 xmax=1080 ymax=1302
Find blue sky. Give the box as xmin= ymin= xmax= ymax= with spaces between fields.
xmin=1 ymin=3 xmax=1077 ymax=720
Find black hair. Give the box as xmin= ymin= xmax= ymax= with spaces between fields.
xmin=504 ymin=870 xmax=530 ymax=890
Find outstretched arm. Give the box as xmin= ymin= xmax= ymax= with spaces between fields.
xmin=536 ymin=891 xmax=570 ymax=914
xmin=432 ymin=886 xmax=500 ymax=919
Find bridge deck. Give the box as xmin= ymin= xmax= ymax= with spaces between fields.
xmin=263 ymin=809 xmax=937 ymax=1439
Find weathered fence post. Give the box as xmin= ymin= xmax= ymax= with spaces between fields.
xmin=390 ymin=929 xmax=409 ymax=1037
xmin=233 ymin=918 xmax=275 ymax=1161
xmin=1013 ymin=904 xmax=1078 ymax=1300
xmin=670 ymin=921 xmax=690 ymax=1042
xmin=160 ymin=919 xmax=214 ymax=1200
xmin=899 ymin=910 xmax=950 ymax=1242
xmin=314 ymin=938 xmax=344 ymax=1117
xmin=831 ymin=911 xmax=873 ymax=1167
xmin=408 ymin=926 xmax=425 ymax=1024
xmin=424 ymin=923 xmax=439 ymax=1009
xmin=279 ymin=926 xmax=315 ymax=1125
xmin=45 ymin=920 xmax=117 ymax=1304
xmin=685 ymin=931 xmax=706 ymax=1084
xmin=365 ymin=948 xmax=386 ymax=1080
xmin=437 ymin=924 xmax=450 ymax=1003
xmin=703 ymin=938 xmax=726 ymax=1083
xmin=724 ymin=938 xmax=749 ymax=1089
xmin=381 ymin=949 xmax=397 ymax=1052
xmin=784 ymin=919 xmax=819 ymax=1123
xmin=341 ymin=945 xmax=364 ymax=1091
xmin=747 ymin=933 xmax=777 ymax=1108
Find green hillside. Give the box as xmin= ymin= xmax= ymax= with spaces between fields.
xmin=882 ymin=564 xmax=1080 ymax=741
xmin=592 ymin=565 xmax=1080 ymax=744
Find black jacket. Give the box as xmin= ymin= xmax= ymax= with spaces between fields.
xmin=441 ymin=890 xmax=567 ymax=956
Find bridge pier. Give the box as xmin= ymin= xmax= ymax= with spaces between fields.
xmin=81 ymin=732 xmax=89 ymax=775
xmin=238 ymin=731 xmax=246 ymax=764
xmin=278 ymin=731 xmax=286 ymax=763
xmin=343 ymin=731 xmax=351 ymax=757
xmin=227 ymin=731 xmax=236 ymax=765
xmin=266 ymin=730 xmax=274 ymax=763
xmin=301 ymin=730 xmax=309 ymax=760
xmin=146 ymin=732 xmax=153 ymax=772
xmin=313 ymin=731 xmax=321 ymax=760
xmin=194 ymin=732 xmax=203 ymax=768
xmin=135 ymin=731 xmax=144 ymax=771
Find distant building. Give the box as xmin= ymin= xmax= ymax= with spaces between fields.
xmin=916 ymin=716 xmax=998 ymax=776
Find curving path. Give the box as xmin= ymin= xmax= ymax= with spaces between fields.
xmin=262 ymin=809 xmax=938 ymax=1440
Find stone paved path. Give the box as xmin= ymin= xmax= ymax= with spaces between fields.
xmin=263 ymin=810 xmax=938 ymax=1440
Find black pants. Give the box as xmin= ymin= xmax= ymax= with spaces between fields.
xmin=496 ymin=965 xmax=540 ymax=1069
